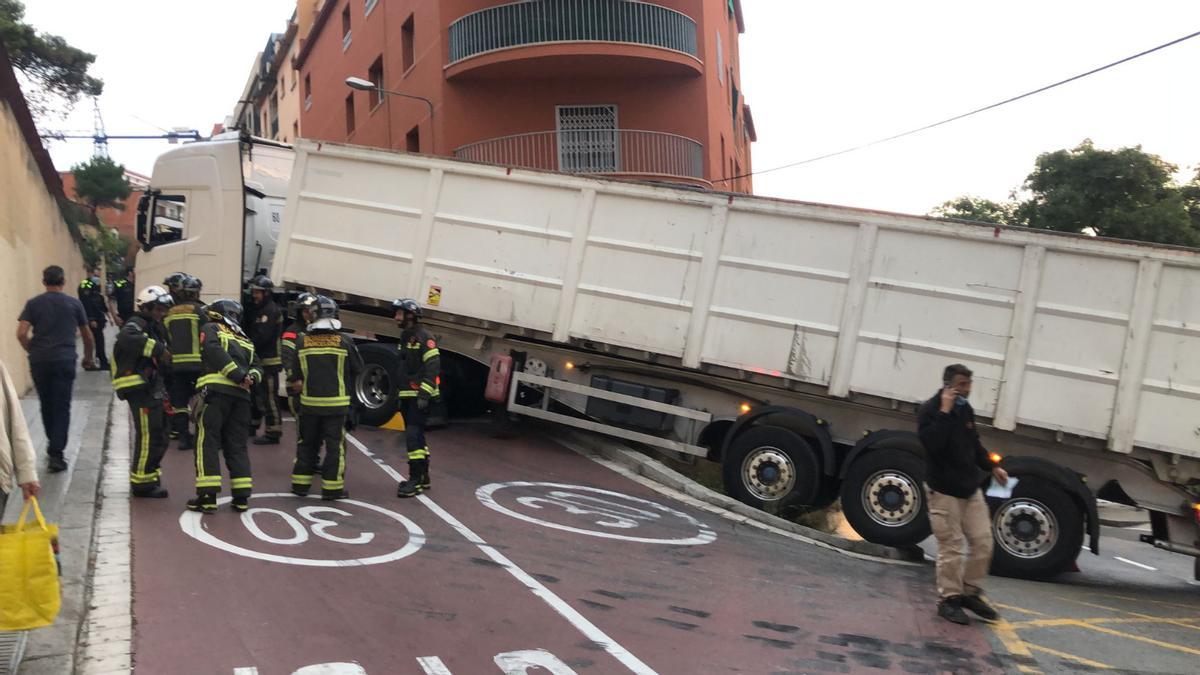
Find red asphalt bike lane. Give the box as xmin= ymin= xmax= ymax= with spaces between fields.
xmin=130 ymin=420 xmax=1003 ymax=674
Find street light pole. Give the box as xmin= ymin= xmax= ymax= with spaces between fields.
xmin=345 ymin=77 xmax=436 ymax=154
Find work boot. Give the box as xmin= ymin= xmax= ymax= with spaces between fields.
xmin=231 ymin=496 xmax=250 ymax=512
xmin=322 ymin=489 xmax=350 ymax=501
xmin=47 ymin=456 xmax=68 ymax=473
xmin=961 ymin=593 xmax=1000 ymax=622
xmin=132 ymin=486 xmax=169 ymax=499
xmin=937 ymin=596 xmax=971 ymax=625
xmin=291 ymin=486 xmax=310 ymax=498
xmin=186 ymin=494 xmax=217 ymax=513
xmin=252 ymin=435 xmax=281 ymax=446
xmin=397 ymin=460 xmax=428 ymax=498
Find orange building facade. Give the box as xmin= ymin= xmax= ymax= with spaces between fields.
xmin=295 ymin=0 xmax=753 ymax=191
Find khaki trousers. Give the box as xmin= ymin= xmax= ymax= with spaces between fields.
xmin=926 ymin=487 xmax=994 ymax=598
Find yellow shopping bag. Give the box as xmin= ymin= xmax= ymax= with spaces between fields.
xmin=0 ymin=496 xmax=61 ymax=630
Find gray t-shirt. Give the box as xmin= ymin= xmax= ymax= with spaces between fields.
xmin=18 ymin=291 xmax=88 ymax=363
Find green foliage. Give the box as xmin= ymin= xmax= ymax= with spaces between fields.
xmin=931 ymin=196 xmax=1019 ymax=226
xmin=0 ymin=0 xmax=103 ymax=118
xmin=70 ymin=156 xmax=131 ymax=210
xmin=78 ymin=225 xmax=125 ymax=271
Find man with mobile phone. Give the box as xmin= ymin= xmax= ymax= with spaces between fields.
xmin=918 ymin=363 xmax=1009 ymax=625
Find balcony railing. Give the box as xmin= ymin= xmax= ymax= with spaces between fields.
xmin=448 ymin=0 xmax=698 ymax=65
xmin=454 ymin=129 xmax=704 ymax=181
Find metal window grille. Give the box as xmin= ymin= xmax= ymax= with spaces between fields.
xmin=557 ymin=105 xmax=618 ymax=173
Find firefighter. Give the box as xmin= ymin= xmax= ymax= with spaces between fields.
xmin=287 ymin=296 xmax=362 ymax=500
xmin=108 ymin=269 xmax=135 ymax=325
xmin=280 ymin=292 xmax=318 ymax=420
xmin=163 ymin=275 xmax=206 ymax=450
xmin=78 ymin=274 xmax=110 ymax=370
xmin=163 ymin=272 xmax=188 ymax=303
xmin=245 ymin=275 xmax=283 ymax=445
xmin=189 ymin=299 xmax=261 ymax=514
xmin=392 ymin=298 xmax=439 ymax=498
xmin=111 ymin=285 xmax=174 ymax=498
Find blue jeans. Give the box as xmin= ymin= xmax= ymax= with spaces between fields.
xmin=30 ymin=359 xmax=76 ymax=458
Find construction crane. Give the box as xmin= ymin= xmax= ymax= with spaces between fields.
xmin=40 ymin=98 xmax=201 ymax=157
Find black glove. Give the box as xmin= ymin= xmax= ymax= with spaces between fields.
xmin=416 ymin=395 xmax=430 ymax=411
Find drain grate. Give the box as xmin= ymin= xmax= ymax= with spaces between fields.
xmin=0 ymin=631 xmax=27 ymax=675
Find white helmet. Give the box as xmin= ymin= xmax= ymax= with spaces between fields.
xmin=135 ymin=285 xmax=175 ymax=311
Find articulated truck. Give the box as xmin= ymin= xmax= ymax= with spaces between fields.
xmin=135 ymin=134 xmax=1200 ymax=579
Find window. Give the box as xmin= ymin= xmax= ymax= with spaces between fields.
xmin=304 ymin=74 xmax=312 ymax=110
xmin=716 ymin=33 xmax=724 ymax=84
xmin=401 ymin=14 xmax=415 ymax=72
xmin=342 ymin=4 xmax=352 ymax=51
xmin=731 ymin=81 xmax=739 ymax=121
xmin=365 ymin=0 xmax=378 ymax=17
xmin=556 ymin=105 xmax=618 ymax=173
xmin=345 ymin=93 xmax=356 ymax=134
xmin=368 ymin=56 xmax=384 ymax=109
xmin=406 ymin=125 xmax=420 ymax=153
xmin=141 ymin=195 xmax=186 ymax=247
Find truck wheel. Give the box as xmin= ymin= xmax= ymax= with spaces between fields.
xmin=723 ymin=426 xmax=820 ymax=509
xmin=990 ymin=476 xmax=1084 ymax=579
xmin=840 ymin=448 xmax=931 ymax=546
xmin=355 ymin=343 xmax=400 ymax=427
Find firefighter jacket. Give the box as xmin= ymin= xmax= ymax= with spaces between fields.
xmin=288 ymin=329 xmax=363 ymax=415
xmin=198 ymin=321 xmax=262 ymax=401
xmin=164 ymin=301 xmax=207 ymax=373
xmin=279 ymin=318 xmax=306 ymax=379
xmin=398 ymin=325 xmax=441 ymax=402
xmin=111 ymin=315 xmax=167 ymax=402
xmin=246 ymin=299 xmax=282 ymax=369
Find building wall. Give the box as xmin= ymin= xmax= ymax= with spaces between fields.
xmin=277 ymin=30 xmax=303 ymax=143
xmin=0 ymin=101 xmax=86 ymax=393
xmin=297 ymin=0 xmax=752 ymax=191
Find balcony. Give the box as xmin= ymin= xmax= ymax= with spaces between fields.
xmin=446 ymin=0 xmax=701 ymax=80
xmin=453 ymin=129 xmax=706 ymax=185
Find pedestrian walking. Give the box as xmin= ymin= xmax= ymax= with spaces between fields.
xmin=163 ymin=275 xmax=206 ymax=450
xmin=77 ymin=273 xmax=110 ymax=370
xmin=112 ymin=286 xmax=174 ymax=498
xmin=189 ymin=300 xmax=261 ymax=514
xmin=391 ymin=298 xmax=439 ymax=498
xmin=16 ymin=265 xmax=95 ymax=473
xmin=245 ymin=275 xmax=283 ymax=445
xmin=918 ymin=363 xmax=1008 ymax=625
xmin=0 ymin=359 xmax=39 ymax=503
xmin=287 ymin=296 xmax=361 ymax=500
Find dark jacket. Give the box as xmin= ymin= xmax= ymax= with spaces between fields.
xmin=917 ymin=391 xmax=993 ymax=498
xmin=109 ymin=279 xmax=135 ymax=319
xmin=197 ymin=321 xmax=261 ymax=401
xmin=163 ymin=300 xmax=207 ymax=373
xmin=279 ymin=318 xmax=305 ymax=385
xmin=78 ymin=279 xmax=108 ymax=324
xmin=246 ymin=299 xmax=282 ymax=368
xmin=112 ymin=315 xmax=167 ymax=403
xmin=398 ymin=325 xmax=440 ymax=402
xmin=288 ymin=329 xmax=362 ymax=415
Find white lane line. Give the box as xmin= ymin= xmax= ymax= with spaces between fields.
xmin=1113 ymin=556 xmax=1157 ymax=571
xmin=417 ymin=656 xmax=454 ymax=674
xmin=345 ymin=433 xmax=658 ymax=675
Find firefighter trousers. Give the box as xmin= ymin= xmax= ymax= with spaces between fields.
xmin=292 ymin=414 xmax=346 ymax=495
xmin=251 ymin=367 xmax=282 ymax=438
xmin=165 ymin=371 xmax=199 ymax=442
xmin=399 ymin=397 xmax=430 ymax=463
xmin=195 ymin=392 xmax=253 ymax=497
xmin=128 ymin=399 xmax=167 ymax=493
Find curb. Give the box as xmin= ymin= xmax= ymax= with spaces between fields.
xmin=556 ymin=429 xmax=924 ymax=563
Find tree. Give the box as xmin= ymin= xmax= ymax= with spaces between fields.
xmin=1017 ymin=140 xmax=1199 ymax=247
xmin=0 ymin=0 xmax=103 ymax=118
xmin=71 ymin=156 xmax=131 ymax=210
xmin=931 ymin=196 xmax=1019 ymax=226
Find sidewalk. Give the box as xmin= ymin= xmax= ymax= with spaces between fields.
xmin=1 ymin=367 xmax=115 ymax=675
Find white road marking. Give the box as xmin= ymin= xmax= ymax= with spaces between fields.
xmin=1113 ymin=556 xmax=1157 ymax=571
xmin=346 ymin=433 xmax=658 ymax=675
xmin=416 ymin=656 xmax=454 ymax=675
xmin=494 ymin=649 xmax=579 ymax=674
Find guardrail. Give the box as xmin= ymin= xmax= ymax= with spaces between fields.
xmin=454 ymin=129 xmax=704 ymax=180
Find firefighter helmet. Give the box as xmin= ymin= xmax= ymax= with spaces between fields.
xmin=135 ymin=285 xmax=174 ymax=312
xmin=181 ymin=275 xmax=203 ymax=299
xmin=206 ymin=299 xmax=244 ymax=327
xmin=163 ymin=272 xmax=187 ymax=292
xmin=308 ymin=295 xmax=342 ymax=331
xmin=248 ymin=274 xmax=274 ymax=291
xmin=391 ymin=298 xmax=421 ymax=317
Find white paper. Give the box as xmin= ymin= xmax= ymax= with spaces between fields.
xmin=986 ymin=475 xmax=1018 ymax=499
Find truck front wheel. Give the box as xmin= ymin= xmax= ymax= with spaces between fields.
xmin=989 ymin=476 xmax=1083 ymax=579
xmin=840 ymin=448 xmax=931 ymax=546
xmin=723 ymin=426 xmax=820 ymax=510
xmin=355 ymin=343 xmax=400 ymax=427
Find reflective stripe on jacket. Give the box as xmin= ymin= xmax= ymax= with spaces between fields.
xmin=198 ymin=322 xmax=261 ymax=400
xmin=291 ymin=330 xmax=363 ymax=415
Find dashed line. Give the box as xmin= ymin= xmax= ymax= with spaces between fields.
xmin=1113 ymin=556 xmax=1157 ymax=571
xmin=345 ymin=433 xmax=658 ymax=675
xmin=1027 ymin=644 xmax=1111 ymax=670
xmin=417 ymin=656 xmax=453 ymax=674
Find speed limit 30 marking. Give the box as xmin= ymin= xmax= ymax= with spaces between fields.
xmin=477 ymin=482 xmax=716 ymax=545
xmin=179 ymin=493 xmax=425 ymax=567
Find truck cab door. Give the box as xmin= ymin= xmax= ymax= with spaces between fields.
xmin=135 ymin=190 xmax=189 ymax=289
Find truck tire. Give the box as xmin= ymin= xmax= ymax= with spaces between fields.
xmin=723 ymin=426 xmax=820 ymax=509
xmin=989 ymin=476 xmax=1084 ymax=579
xmin=840 ymin=448 xmax=931 ymax=547
xmin=355 ymin=343 xmax=400 ymax=427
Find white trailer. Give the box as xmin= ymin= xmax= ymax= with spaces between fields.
xmin=136 ymin=136 xmax=1200 ymax=579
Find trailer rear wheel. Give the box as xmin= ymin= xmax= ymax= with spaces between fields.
xmin=840 ymin=448 xmax=931 ymax=546
xmin=723 ymin=426 xmax=820 ymax=509
xmin=355 ymin=343 xmax=400 ymax=427
xmin=990 ymin=476 xmax=1083 ymax=579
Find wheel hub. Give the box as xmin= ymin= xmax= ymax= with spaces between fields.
xmin=356 ymin=364 xmax=389 ymax=410
xmin=741 ymin=447 xmax=796 ymax=501
xmin=994 ymin=498 xmax=1059 ymax=559
xmin=862 ymin=470 xmax=921 ymax=527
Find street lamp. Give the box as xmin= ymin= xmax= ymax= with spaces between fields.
xmin=345 ymin=77 xmax=435 ymax=153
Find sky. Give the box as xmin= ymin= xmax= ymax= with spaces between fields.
xmin=22 ymin=0 xmax=1200 ymax=216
